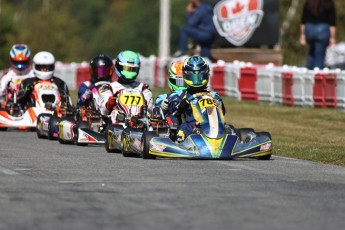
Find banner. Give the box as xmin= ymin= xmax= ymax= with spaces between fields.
xmin=205 ymin=0 xmax=280 ymax=47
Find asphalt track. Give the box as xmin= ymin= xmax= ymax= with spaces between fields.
xmin=1 ymin=130 xmax=345 ymax=230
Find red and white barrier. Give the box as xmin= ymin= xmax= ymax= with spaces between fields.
xmin=51 ymin=57 xmax=345 ymax=110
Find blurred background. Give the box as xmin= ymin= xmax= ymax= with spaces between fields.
xmin=1 ymin=0 xmax=345 ymax=69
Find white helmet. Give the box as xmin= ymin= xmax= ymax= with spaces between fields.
xmin=33 ymin=51 xmax=55 ymax=80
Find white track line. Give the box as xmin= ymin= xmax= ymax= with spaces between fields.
xmin=0 ymin=166 xmax=20 ymax=175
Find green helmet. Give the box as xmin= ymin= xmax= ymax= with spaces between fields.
xmin=115 ymin=50 xmax=140 ymax=83
xmin=167 ymin=61 xmax=187 ymax=92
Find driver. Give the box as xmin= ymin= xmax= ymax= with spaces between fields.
xmin=155 ymin=60 xmax=187 ymax=114
xmin=77 ymin=54 xmax=114 ymax=108
xmin=18 ymin=51 xmax=69 ymax=107
xmin=99 ymin=50 xmax=153 ymax=116
xmin=168 ymin=55 xmax=225 ymax=142
xmin=0 ymin=44 xmax=34 ymax=107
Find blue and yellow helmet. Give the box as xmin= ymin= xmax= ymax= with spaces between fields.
xmin=115 ymin=50 xmax=140 ymax=83
xmin=182 ymin=56 xmax=209 ymax=89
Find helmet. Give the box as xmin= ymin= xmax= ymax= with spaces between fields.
xmin=9 ymin=44 xmax=31 ymax=74
xmin=182 ymin=56 xmax=210 ymax=90
xmin=33 ymin=51 xmax=55 ymax=80
xmin=115 ymin=50 xmax=140 ymax=83
xmin=167 ymin=61 xmax=187 ymax=92
xmin=89 ymin=54 xmax=114 ymax=83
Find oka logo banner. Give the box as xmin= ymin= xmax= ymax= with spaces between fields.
xmin=213 ymin=0 xmax=264 ymax=46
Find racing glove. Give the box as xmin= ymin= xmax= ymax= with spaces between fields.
xmin=176 ymin=98 xmax=190 ymax=114
xmin=106 ymin=96 xmax=117 ymax=110
xmin=160 ymin=98 xmax=169 ymax=111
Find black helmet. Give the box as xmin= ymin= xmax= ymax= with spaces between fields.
xmin=89 ymin=54 xmax=114 ymax=83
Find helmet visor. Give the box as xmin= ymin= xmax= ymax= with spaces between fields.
xmin=90 ymin=66 xmax=113 ymax=78
xmin=35 ymin=64 xmax=55 ymax=72
xmin=184 ymin=70 xmax=207 ymax=86
xmin=122 ymin=65 xmax=139 ymax=73
xmin=12 ymin=60 xmax=30 ymax=71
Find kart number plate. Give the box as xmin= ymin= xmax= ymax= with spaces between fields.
xmin=119 ymin=93 xmax=144 ymax=106
xmin=197 ymin=98 xmax=217 ymax=110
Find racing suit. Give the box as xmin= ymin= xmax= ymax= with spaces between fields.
xmin=0 ymin=69 xmax=34 ymax=105
xmin=19 ymin=76 xmax=69 ymax=106
xmin=168 ymin=88 xmax=225 ymax=142
xmin=99 ymin=80 xmax=154 ymax=116
xmin=77 ymin=80 xmax=108 ymax=109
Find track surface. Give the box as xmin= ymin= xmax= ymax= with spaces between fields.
xmin=1 ymin=130 xmax=345 ymax=230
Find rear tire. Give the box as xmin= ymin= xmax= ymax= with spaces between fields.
xmin=142 ymin=131 xmax=157 ymax=159
xmin=0 ymin=127 xmax=7 ymax=131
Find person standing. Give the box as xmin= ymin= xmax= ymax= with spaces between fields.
xmin=300 ymin=0 xmax=336 ymax=69
xmin=175 ymin=0 xmax=217 ymax=61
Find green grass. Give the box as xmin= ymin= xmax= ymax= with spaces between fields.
xmin=70 ymin=88 xmax=345 ymax=166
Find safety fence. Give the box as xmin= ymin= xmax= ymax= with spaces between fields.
xmin=52 ymin=57 xmax=345 ymax=110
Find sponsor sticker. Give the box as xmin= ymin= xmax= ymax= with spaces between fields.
xmin=213 ymin=0 xmax=264 ymax=46
xmin=260 ymin=142 xmax=271 ymax=151
xmin=150 ymin=144 xmax=166 ymax=151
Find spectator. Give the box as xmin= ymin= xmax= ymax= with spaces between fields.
xmin=300 ymin=0 xmax=336 ymax=69
xmin=174 ymin=0 xmax=217 ymax=61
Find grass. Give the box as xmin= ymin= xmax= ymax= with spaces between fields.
xmin=70 ymin=88 xmax=345 ymax=166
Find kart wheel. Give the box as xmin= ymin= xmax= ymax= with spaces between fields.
xmin=142 ymin=131 xmax=157 ymax=159
xmin=105 ymin=124 xmax=117 ymax=153
xmin=0 ymin=127 xmax=7 ymax=131
xmin=237 ymin=128 xmax=255 ymax=143
xmin=48 ymin=115 xmax=59 ymax=140
xmin=58 ymin=133 xmax=69 ymax=145
xmin=256 ymin=131 xmax=272 ymax=160
xmin=74 ymin=121 xmax=88 ymax=146
xmin=36 ymin=114 xmax=45 ymax=138
xmin=121 ymin=132 xmax=136 ymax=158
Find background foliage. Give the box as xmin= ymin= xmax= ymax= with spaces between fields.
xmin=0 ymin=0 xmax=344 ymax=69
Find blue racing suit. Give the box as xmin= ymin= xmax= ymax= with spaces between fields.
xmin=168 ymin=89 xmax=225 ymax=142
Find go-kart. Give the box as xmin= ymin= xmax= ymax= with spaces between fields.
xmin=57 ymin=106 xmax=105 ymax=146
xmin=36 ymin=96 xmax=75 ymax=140
xmin=57 ymin=81 xmax=109 ymax=146
xmin=0 ymin=80 xmax=61 ymax=131
xmin=105 ymin=88 xmax=170 ymax=157
xmin=141 ymin=92 xmax=273 ymax=160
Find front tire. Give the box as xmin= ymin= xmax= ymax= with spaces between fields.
xmin=48 ymin=115 xmax=59 ymax=140
xmin=105 ymin=124 xmax=117 ymax=153
xmin=36 ymin=114 xmax=45 ymax=138
xmin=142 ymin=131 xmax=157 ymax=159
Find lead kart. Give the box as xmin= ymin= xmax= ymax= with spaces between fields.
xmin=141 ymin=92 xmax=273 ymax=160
xmin=0 ymin=80 xmax=61 ymax=131
xmin=105 ymin=88 xmax=170 ymax=156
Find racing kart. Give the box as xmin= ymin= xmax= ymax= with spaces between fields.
xmin=36 ymin=95 xmax=75 ymax=140
xmin=105 ymin=88 xmax=170 ymax=157
xmin=0 ymin=80 xmax=61 ymax=131
xmin=141 ymin=92 xmax=273 ymax=160
xmin=57 ymin=81 xmax=108 ymax=146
